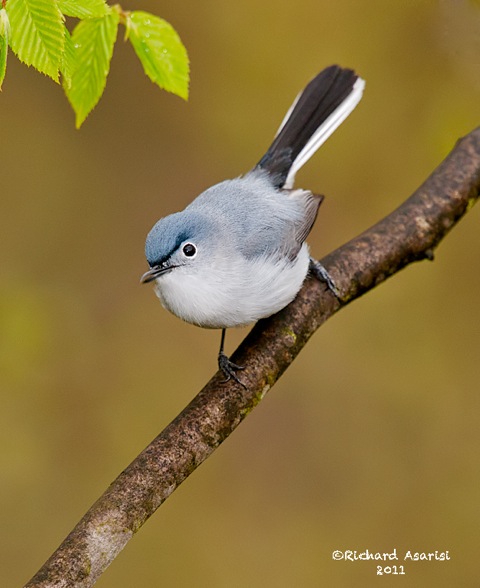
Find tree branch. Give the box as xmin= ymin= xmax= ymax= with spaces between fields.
xmin=25 ymin=128 xmax=480 ymax=588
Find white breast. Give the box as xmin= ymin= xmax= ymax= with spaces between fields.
xmin=153 ymin=243 xmax=311 ymax=329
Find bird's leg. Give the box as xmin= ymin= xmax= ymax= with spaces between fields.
xmin=218 ymin=328 xmax=245 ymax=387
xmin=309 ymin=257 xmax=340 ymax=298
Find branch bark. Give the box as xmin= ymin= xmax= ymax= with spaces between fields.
xmin=25 ymin=128 xmax=480 ymax=588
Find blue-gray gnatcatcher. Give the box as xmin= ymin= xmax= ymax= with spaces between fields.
xmin=141 ymin=65 xmax=365 ymax=385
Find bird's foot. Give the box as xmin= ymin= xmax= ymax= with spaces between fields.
xmin=309 ymin=257 xmax=340 ymax=298
xmin=218 ymin=352 xmax=246 ymax=388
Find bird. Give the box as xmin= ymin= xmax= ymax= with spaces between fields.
xmin=141 ymin=65 xmax=365 ymax=385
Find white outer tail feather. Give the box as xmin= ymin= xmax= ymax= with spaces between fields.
xmin=281 ymin=77 xmax=366 ymax=189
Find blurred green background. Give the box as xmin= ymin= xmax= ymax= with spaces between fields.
xmin=2 ymin=1 xmax=480 ymax=586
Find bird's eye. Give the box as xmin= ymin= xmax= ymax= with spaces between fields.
xmin=182 ymin=243 xmax=197 ymax=257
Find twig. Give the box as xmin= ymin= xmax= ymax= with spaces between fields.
xmin=25 ymin=128 xmax=480 ymax=588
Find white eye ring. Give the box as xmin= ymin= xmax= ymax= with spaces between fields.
xmin=182 ymin=243 xmax=197 ymax=258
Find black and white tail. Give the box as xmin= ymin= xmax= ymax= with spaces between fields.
xmin=257 ymin=65 xmax=365 ymax=189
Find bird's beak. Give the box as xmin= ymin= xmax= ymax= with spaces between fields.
xmin=140 ymin=264 xmax=170 ymax=284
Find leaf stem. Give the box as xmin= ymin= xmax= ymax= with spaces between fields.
xmin=111 ymin=4 xmax=130 ymax=26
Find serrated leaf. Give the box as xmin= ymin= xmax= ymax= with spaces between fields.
xmin=8 ymin=0 xmax=65 ymax=82
xmin=60 ymin=25 xmax=76 ymax=89
xmin=65 ymin=12 xmax=119 ymax=127
xmin=0 ymin=9 xmax=9 ymax=90
xmin=58 ymin=0 xmax=110 ymax=19
xmin=127 ymin=11 xmax=189 ymax=100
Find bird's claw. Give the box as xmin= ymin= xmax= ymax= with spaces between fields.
xmin=309 ymin=258 xmax=340 ymax=298
xmin=218 ymin=352 xmax=246 ymax=388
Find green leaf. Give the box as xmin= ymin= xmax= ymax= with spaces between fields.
xmin=126 ymin=11 xmax=189 ymax=100
xmin=65 ymin=12 xmax=119 ymax=128
xmin=60 ymin=25 xmax=76 ymax=89
xmin=58 ymin=0 xmax=110 ymax=19
xmin=8 ymin=0 xmax=65 ymax=82
xmin=0 ymin=8 xmax=9 ymax=90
